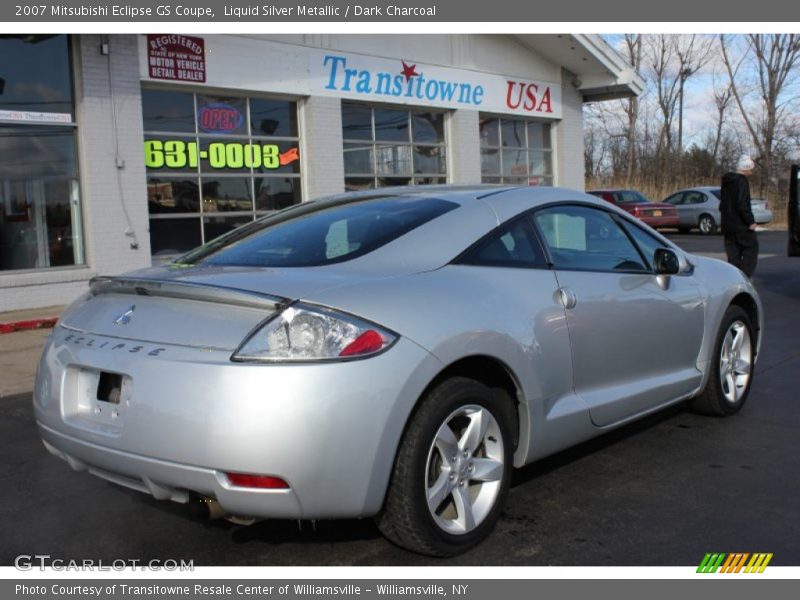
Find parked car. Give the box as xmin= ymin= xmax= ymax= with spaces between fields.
xmin=587 ymin=189 xmax=679 ymax=229
xmin=750 ymin=198 xmax=773 ymax=226
xmin=34 ymin=185 xmax=762 ymax=556
xmin=663 ymin=187 xmax=772 ymax=235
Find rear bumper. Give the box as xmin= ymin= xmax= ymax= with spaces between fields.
xmin=34 ymin=326 xmax=441 ymax=519
xmin=639 ymin=215 xmax=680 ymax=228
xmin=753 ymin=208 xmax=773 ymax=224
xmin=38 ymin=422 xmax=304 ymax=517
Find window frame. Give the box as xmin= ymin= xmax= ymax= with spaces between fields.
xmin=479 ymin=115 xmax=553 ymax=186
xmin=527 ymin=202 xmax=664 ymax=275
xmin=452 ymin=215 xmax=548 ymax=270
xmin=0 ymin=35 xmax=86 ymax=274
xmin=342 ymin=101 xmax=448 ymax=191
xmin=141 ymin=86 xmax=302 ymax=255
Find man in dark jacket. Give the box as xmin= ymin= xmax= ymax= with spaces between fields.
xmin=720 ymin=156 xmax=758 ymax=277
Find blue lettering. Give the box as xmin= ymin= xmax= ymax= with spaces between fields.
xmin=376 ymin=72 xmax=392 ymax=95
xmin=392 ymin=74 xmax=404 ymax=96
xmin=356 ymin=70 xmax=371 ymax=93
xmin=473 ymin=85 xmax=485 ymax=105
xmin=439 ymin=80 xmax=458 ymax=102
xmin=425 ymin=79 xmax=439 ymax=100
xmin=323 ymin=54 xmax=347 ymax=90
xmin=457 ymin=83 xmax=472 ymax=104
xmin=415 ymin=74 xmax=426 ymax=99
xmin=343 ymin=68 xmax=358 ymax=91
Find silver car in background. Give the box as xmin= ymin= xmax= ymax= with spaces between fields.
xmin=34 ymin=186 xmax=763 ymax=556
xmin=664 ymin=186 xmax=773 ymax=234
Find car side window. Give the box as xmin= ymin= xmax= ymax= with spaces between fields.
xmin=456 ymin=217 xmax=546 ymax=268
xmin=533 ymin=205 xmax=648 ymax=273
xmin=685 ymin=192 xmax=706 ymax=205
xmin=664 ymin=193 xmax=684 ymax=205
xmin=618 ymin=219 xmax=666 ymax=270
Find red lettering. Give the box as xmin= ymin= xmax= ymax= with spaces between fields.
xmin=524 ymin=83 xmax=539 ymax=111
xmin=538 ymin=87 xmax=552 ymax=113
xmin=505 ymin=80 xmax=524 ymax=109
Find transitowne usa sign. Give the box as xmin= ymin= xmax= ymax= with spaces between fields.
xmin=309 ymin=50 xmax=562 ymax=119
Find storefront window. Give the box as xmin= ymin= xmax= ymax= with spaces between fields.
xmin=342 ymin=103 xmax=447 ymax=191
xmin=0 ymin=35 xmax=84 ymax=272
xmin=142 ymin=89 xmax=301 ymax=258
xmin=479 ymin=116 xmax=553 ymax=186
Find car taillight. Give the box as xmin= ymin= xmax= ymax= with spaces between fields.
xmin=231 ymin=302 xmax=397 ymax=363
xmin=225 ymin=473 xmax=289 ymax=489
xmin=340 ymin=330 xmax=385 ymax=356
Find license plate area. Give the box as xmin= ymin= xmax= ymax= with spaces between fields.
xmin=62 ymin=367 xmax=133 ymax=435
xmin=97 ymin=372 xmax=123 ymax=404
xmin=653 ymin=210 xmax=662 ymax=217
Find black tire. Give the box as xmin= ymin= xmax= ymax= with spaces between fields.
xmin=677 ymin=226 xmax=691 ymax=234
xmin=698 ymin=214 xmax=717 ymax=235
xmin=375 ymin=377 xmax=515 ymax=557
xmin=690 ymin=306 xmax=755 ymax=416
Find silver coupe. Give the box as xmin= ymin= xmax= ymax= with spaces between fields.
xmin=34 ymin=186 xmax=762 ymax=556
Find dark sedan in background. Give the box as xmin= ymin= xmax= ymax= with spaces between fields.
xmin=587 ymin=189 xmax=679 ymax=230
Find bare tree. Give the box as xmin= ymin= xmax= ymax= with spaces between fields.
xmin=720 ymin=33 xmax=800 ymax=194
xmin=646 ymin=35 xmax=714 ymax=163
xmin=622 ymin=34 xmax=642 ymax=184
xmin=709 ymin=76 xmax=734 ymax=173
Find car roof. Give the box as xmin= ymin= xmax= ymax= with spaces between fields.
xmin=290 ymin=185 xmax=615 ymax=273
xmin=672 ymin=186 xmax=719 ymax=193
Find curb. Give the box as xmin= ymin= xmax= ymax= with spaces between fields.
xmin=0 ymin=317 xmax=59 ymax=335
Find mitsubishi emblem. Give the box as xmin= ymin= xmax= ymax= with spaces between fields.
xmin=113 ymin=305 xmax=136 ymax=326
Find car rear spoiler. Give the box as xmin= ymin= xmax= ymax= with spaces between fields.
xmin=89 ymin=276 xmax=288 ymax=312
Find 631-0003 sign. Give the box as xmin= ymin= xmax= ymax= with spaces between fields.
xmin=144 ymin=140 xmax=299 ymax=170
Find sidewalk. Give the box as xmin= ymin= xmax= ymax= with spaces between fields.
xmin=0 ymin=305 xmax=64 ymax=398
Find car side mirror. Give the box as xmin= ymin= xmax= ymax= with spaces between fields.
xmin=653 ymin=248 xmax=680 ymax=275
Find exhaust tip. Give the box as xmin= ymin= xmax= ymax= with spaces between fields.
xmin=188 ymin=495 xmax=225 ymax=520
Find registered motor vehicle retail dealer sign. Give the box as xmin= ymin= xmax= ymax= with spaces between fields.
xmin=147 ymin=34 xmax=206 ymax=82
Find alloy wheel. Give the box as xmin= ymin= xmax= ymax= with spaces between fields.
xmin=719 ymin=320 xmax=753 ymax=404
xmin=424 ymin=405 xmax=505 ymax=535
xmin=699 ymin=215 xmax=715 ymax=234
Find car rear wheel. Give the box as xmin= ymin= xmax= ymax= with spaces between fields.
xmin=376 ymin=377 xmax=514 ymax=556
xmin=698 ymin=214 xmax=717 ymax=235
xmin=690 ymin=306 xmax=755 ymax=416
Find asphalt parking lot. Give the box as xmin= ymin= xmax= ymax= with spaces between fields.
xmin=1 ymin=230 xmax=798 ymax=566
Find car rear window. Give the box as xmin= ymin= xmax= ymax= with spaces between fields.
xmin=177 ymin=196 xmax=458 ymax=268
xmin=615 ymin=190 xmax=650 ymax=204
xmin=710 ymin=189 xmax=722 ymax=200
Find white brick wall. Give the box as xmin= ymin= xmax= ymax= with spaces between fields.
xmin=1 ymin=36 xmax=601 ymax=313
xmin=447 ymin=110 xmax=482 ymax=184
xmin=554 ymin=69 xmax=585 ymax=191
xmin=76 ymin=34 xmax=150 ymax=277
xmin=0 ymin=34 xmax=149 ymax=312
xmin=300 ymin=96 xmax=345 ymax=200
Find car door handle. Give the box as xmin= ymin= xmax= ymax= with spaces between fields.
xmin=557 ymin=287 xmax=578 ymax=310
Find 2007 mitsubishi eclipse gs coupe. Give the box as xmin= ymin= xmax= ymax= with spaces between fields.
xmin=35 ymin=185 xmax=762 ymax=556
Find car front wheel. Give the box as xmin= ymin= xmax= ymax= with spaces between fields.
xmin=376 ymin=377 xmax=514 ymax=556
xmin=691 ymin=306 xmax=755 ymax=415
xmin=698 ymin=214 xmax=717 ymax=235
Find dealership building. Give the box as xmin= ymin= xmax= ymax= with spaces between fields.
xmin=0 ymin=33 xmax=642 ymax=311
